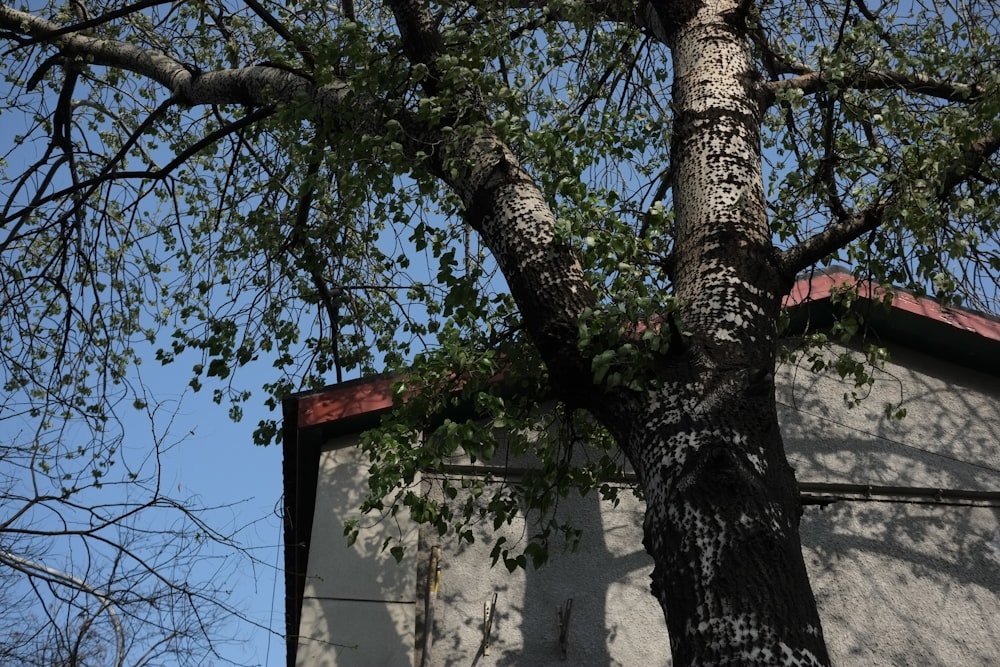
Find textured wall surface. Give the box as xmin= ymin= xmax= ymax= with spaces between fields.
xmin=781 ymin=344 xmax=1000 ymax=667
xmin=297 ymin=342 xmax=1000 ymax=666
xmin=296 ymin=437 xmax=418 ymax=667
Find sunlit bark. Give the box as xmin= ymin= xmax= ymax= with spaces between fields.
xmin=586 ymin=2 xmax=832 ymax=663
xmin=4 ymin=0 xmax=998 ymax=664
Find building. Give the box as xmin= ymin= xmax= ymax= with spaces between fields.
xmin=281 ymin=271 xmax=1000 ymax=666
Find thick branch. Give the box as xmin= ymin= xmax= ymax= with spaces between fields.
xmin=2 ymin=4 xmax=189 ymax=90
xmin=778 ymin=133 xmax=1000 ymax=276
xmin=0 ymin=4 xmax=344 ymax=108
xmin=777 ymin=204 xmax=887 ymax=280
xmin=386 ymin=0 xmax=445 ymax=75
xmin=766 ymin=69 xmax=984 ymax=105
xmin=387 ymin=0 xmax=599 ymax=398
xmin=8 ymin=0 xmax=174 ymax=50
xmin=441 ymin=133 xmax=598 ymax=402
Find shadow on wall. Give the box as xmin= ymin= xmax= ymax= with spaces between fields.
xmin=496 ymin=489 xmax=664 ymax=667
xmin=778 ymin=344 xmax=999 ymax=490
xmin=801 ymin=503 xmax=1000 ymax=667
xmin=423 ymin=484 xmax=670 ymax=666
xmin=295 ymin=444 xmax=416 ymax=667
xmin=421 ymin=466 xmax=999 ymax=667
xmin=781 ymin=343 xmax=1000 ymax=667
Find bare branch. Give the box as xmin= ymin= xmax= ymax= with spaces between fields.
xmin=242 ymin=0 xmax=316 ymax=68
xmin=465 ymin=1 xmax=669 ymax=44
xmin=0 ymin=549 xmax=125 ymax=667
xmin=0 ymin=105 xmax=275 ymax=230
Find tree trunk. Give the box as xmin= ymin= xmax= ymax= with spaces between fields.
xmin=589 ymin=2 xmax=833 ymax=664
xmin=445 ymin=2 xmax=832 ymax=662
xmin=600 ymin=371 xmax=829 ymax=665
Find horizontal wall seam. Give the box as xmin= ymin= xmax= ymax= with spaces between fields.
xmin=421 ymin=466 xmax=1000 ymax=507
xmin=303 ymin=595 xmax=417 ymax=605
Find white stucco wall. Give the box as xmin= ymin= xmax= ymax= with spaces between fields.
xmin=780 ymin=345 xmax=1000 ymax=667
xmin=296 ymin=342 xmax=1000 ymax=666
xmin=414 ymin=479 xmax=669 ymax=666
xmin=295 ymin=437 xmax=418 ymax=667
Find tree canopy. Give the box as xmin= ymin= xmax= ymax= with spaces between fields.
xmin=1 ymin=0 xmax=999 ymax=663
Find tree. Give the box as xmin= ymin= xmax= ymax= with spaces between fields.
xmin=1 ymin=0 xmax=998 ymax=664
xmin=0 ymin=393 xmax=253 ymax=665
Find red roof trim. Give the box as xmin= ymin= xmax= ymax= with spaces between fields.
xmin=784 ymin=271 xmax=1000 ymax=343
xmin=296 ymin=375 xmax=397 ymax=428
xmin=296 ymin=272 xmax=1000 ymax=429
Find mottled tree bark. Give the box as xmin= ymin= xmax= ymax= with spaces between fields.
xmin=593 ymin=2 xmax=831 ymax=664
xmin=426 ymin=1 xmax=832 ymax=663
xmin=0 ymin=1 xmax=833 ymax=663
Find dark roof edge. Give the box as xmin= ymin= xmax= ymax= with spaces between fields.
xmin=784 ymin=269 xmax=1000 ymax=376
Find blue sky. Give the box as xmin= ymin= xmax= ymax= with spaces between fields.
xmin=0 ymin=334 xmax=289 ymax=664
xmin=0 ymin=71 xmax=288 ymax=667
xmin=148 ymin=367 xmax=286 ymax=666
